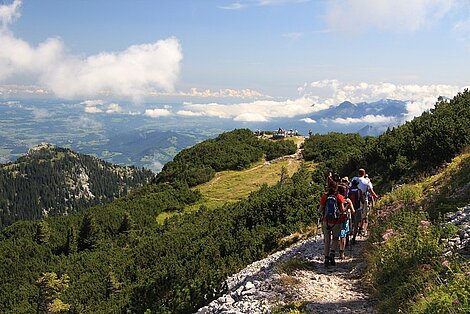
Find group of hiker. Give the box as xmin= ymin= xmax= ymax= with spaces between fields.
xmin=318 ymin=168 xmax=378 ymax=267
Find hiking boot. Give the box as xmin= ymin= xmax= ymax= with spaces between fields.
xmin=324 ymin=257 xmax=330 ymax=267
xmin=329 ymin=254 xmax=336 ymax=266
xmin=339 ymin=250 xmax=345 ymax=259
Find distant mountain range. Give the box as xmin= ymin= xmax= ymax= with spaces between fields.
xmin=309 ymin=99 xmax=407 ymax=122
xmin=298 ymin=99 xmax=407 ymax=136
xmin=0 ymin=144 xmax=154 ymax=229
xmin=252 ymin=99 xmax=409 ymax=137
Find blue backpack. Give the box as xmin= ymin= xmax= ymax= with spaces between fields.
xmin=325 ymin=195 xmax=340 ymax=220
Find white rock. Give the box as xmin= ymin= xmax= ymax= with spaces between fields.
xmin=244 ymin=281 xmax=255 ymax=290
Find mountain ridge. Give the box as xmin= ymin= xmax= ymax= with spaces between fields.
xmin=0 ymin=90 xmax=469 ymax=313
xmin=0 ymin=143 xmax=154 ymax=229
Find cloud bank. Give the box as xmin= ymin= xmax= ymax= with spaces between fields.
xmin=144 ymin=108 xmax=172 ymax=118
xmin=218 ymin=0 xmax=309 ymax=10
xmin=326 ymin=0 xmax=455 ymax=34
xmin=148 ymin=87 xmax=269 ymax=99
xmin=331 ymin=115 xmax=396 ymax=125
xmin=0 ymin=0 xmax=21 ymax=29
xmin=0 ymin=1 xmax=182 ymax=99
xmin=77 ymin=80 xmax=467 ymax=127
xmin=177 ymin=80 xmax=467 ymax=123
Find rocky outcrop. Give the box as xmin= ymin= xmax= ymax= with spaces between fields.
xmin=444 ymin=204 xmax=470 ymax=258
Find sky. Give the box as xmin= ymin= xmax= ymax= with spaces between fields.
xmin=0 ymin=0 xmax=470 ymax=123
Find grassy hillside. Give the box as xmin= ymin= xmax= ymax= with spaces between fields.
xmin=156 ymin=157 xmax=313 ymax=223
xmin=367 ymin=149 xmax=470 ymax=313
xmin=195 ymin=159 xmax=301 ymax=207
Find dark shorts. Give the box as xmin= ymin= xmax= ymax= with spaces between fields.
xmin=322 ymin=221 xmax=341 ymax=238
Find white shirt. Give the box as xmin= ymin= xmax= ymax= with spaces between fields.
xmin=350 ymin=176 xmax=372 ymax=194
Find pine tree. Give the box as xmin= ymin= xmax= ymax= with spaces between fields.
xmin=77 ymin=212 xmax=98 ymax=252
xmin=36 ymin=272 xmax=70 ymax=313
xmin=64 ymin=226 xmax=77 ymax=255
xmin=118 ymin=212 xmax=134 ymax=234
xmin=105 ymin=271 xmax=122 ymax=298
xmin=34 ymin=220 xmax=51 ymax=245
xmin=279 ymin=166 xmax=289 ymax=187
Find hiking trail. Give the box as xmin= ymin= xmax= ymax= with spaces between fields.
xmin=197 ymin=234 xmax=376 ymax=313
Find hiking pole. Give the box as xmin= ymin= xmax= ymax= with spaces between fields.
xmin=348 ymin=218 xmax=352 ymax=254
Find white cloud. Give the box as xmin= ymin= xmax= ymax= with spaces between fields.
xmin=144 ymin=108 xmax=172 ymax=118
xmin=0 ymin=2 xmax=182 ymax=100
xmin=0 ymin=0 xmax=21 ymax=29
xmin=80 ymin=99 xmax=122 ymax=114
xmin=46 ymin=38 xmax=182 ymax=99
xmin=179 ymin=80 xmax=468 ymax=124
xmin=106 ymin=103 xmax=122 ymax=114
xmin=81 ymin=99 xmax=104 ymax=107
xmin=218 ymin=0 xmax=309 ymax=10
xmin=302 ymin=80 xmax=469 ymax=123
xmin=30 ymin=107 xmax=52 ymax=120
xmin=300 ymin=117 xmax=316 ymax=123
xmin=282 ymin=32 xmax=303 ymax=40
xmin=326 ymin=0 xmax=455 ymax=34
xmin=234 ymin=112 xmax=269 ymax=122
xmin=179 ymin=97 xmax=315 ymax=122
xmin=71 ymin=116 xmax=103 ymax=130
xmin=147 ymin=87 xmax=269 ymax=99
xmin=176 ymin=110 xmax=205 ymax=117
xmin=218 ymin=2 xmax=246 ymax=10
xmin=331 ymin=114 xmax=396 ymax=124
xmin=300 ymin=80 xmax=465 ymax=107
xmin=84 ymin=106 xmax=103 ymax=113
xmin=150 ymin=159 xmax=164 ymax=173
xmin=453 ymin=17 xmax=470 ymax=44
xmin=81 ymin=99 xmax=104 ymax=113
xmin=404 ymin=98 xmax=441 ymax=121
xmin=0 ymin=84 xmax=49 ymax=96
xmin=258 ymin=0 xmax=310 ymax=6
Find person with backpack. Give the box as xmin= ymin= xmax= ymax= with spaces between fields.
xmin=318 ymin=181 xmax=346 ymax=267
xmin=364 ymin=173 xmax=378 ymax=210
xmin=338 ymin=182 xmax=355 ymax=259
xmin=350 ymin=168 xmax=378 ymax=239
xmin=348 ymin=179 xmax=363 ymax=245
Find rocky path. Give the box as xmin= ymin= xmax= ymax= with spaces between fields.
xmin=197 ymin=234 xmax=376 ymax=314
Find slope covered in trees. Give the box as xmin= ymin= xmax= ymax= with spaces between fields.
xmin=301 ymin=90 xmax=470 ymax=313
xmin=0 ymin=143 xmax=154 ymax=229
xmin=155 ymin=129 xmax=296 ymax=186
xmin=304 ymin=90 xmax=470 ymax=189
xmin=0 ymin=131 xmax=317 ymax=313
xmin=1 ymin=86 xmax=469 ymax=314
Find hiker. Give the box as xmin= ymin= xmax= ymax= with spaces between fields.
xmin=364 ymin=174 xmax=378 ymax=209
xmin=341 ymin=177 xmax=349 ymax=197
xmin=348 ymin=179 xmax=363 ymax=244
xmin=318 ymin=181 xmax=346 ymax=266
xmin=350 ymin=168 xmax=378 ymax=239
xmin=326 ymin=172 xmax=335 ymax=188
xmin=338 ymin=182 xmax=354 ymax=259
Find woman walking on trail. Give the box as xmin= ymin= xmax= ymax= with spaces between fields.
xmin=318 ymin=181 xmax=346 ymax=267
xmin=338 ymin=182 xmax=355 ymax=259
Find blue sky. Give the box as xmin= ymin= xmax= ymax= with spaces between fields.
xmin=1 ymin=0 xmax=469 ymax=123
